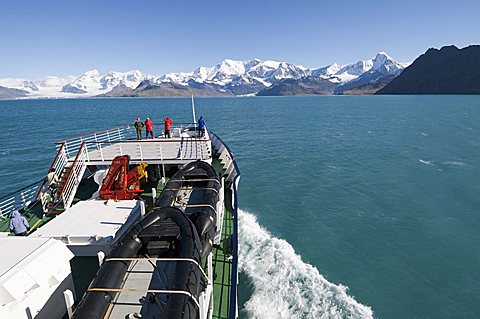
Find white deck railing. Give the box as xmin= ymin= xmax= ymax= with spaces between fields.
xmin=57 ymin=125 xmax=134 ymax=159
xmin=210 ymin=132 xmax=238 ymax=185
xmin=58 ymin=143 xmax=88 ymax=209
xmin=0 ymin=180 xmax=43 ymax=220
xmin=3 ymin=123 xmax=209 ymax=217
xmin=84 ymin=135 xmax=211 ymax=163
xmin=34 ymin=143 xmax=69 ymax=201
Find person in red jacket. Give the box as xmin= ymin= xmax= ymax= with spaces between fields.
xmin=145 ymin=118 xmax=154 ymax=139
xmin=164 ymin=117 xmax=173 ymax=138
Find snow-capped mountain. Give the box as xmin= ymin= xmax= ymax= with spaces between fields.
xmin=259 ymin=53 xmax=407 ymax=96
xmin=62 ymin=70 xmax=152 ymax=94
xmin=312 ymin=52 xmax=404 ymax=83
xmin=0 ymin=52 xmax=408 ymax=99
xmin=311 ymin=63 xmax=342 ymax=79
xmin=157 ymin=58 xmax=309 ymax=88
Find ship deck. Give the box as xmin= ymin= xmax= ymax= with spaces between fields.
xmin=0 ymin=126 xmax=239 ymax=319
xmin=82 ymin=137 xmax=212 ymax=165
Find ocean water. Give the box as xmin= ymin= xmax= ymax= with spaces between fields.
xmin=1 ymin=96 xmax=479 ymax=318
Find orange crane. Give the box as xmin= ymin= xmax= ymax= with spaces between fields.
xmin=99 ymin=155 xmax=148 ymax=200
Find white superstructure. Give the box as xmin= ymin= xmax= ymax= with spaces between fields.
xmin=0 ymin=237 xmax=74 ymax=319
xmin=31 ymin=200 xmax=143 ymax=256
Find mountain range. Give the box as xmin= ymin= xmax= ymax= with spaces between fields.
xmin=0 ymin=53 xmax=407 ymax=99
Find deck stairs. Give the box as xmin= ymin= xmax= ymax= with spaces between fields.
xmin=55 ymin=165 xmax=72 ymax=195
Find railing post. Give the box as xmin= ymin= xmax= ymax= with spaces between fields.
xmin=139 ymin=143 xmax=144 ymax=161
xmin=151 ymin=188 xmax=157 ymax=204
xmin=63 ymin=290 xmax=75 ymax=319
xmin=117 ymin=128 xmax=121 ymax=140
xmin=97 ymin=251 xmax=105 ymax=266
xmin=21 ymin=190 xmax=26 ymax=207
xmin=140 ymin=201 xmax=145 ymax=218
xmin=119 ymin=144 xmax=123 ymax=156
xmin=85 ymin=144 xmax=90 ymax=162
xmin=159 ymin=144 xmax=166 ymax=179
xmin=64 ymin=141 xmax=70 ymax=158
xmin=107 ymin=130 xmax=110 ymax=142
xmin=180 ymin=140 xmax=183 ymax=161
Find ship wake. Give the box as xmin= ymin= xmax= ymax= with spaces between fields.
xmin=238 ymin=209 xmax=374 ymax=319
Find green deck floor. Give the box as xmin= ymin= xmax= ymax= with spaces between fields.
xmin=211 ymin=208 xmax=234 ymax=319
xmin=0 ymin=200 xmax=53 ymax=235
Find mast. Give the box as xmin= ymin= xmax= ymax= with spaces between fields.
xmin=191 ymin=94 xmax=197 ymax=126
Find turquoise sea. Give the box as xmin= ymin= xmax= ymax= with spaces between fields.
xmin=0 ymin=96 xmax=479 ymax=318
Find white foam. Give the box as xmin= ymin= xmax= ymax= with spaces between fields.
xmin=238 ymin=209 xmax=374 ymax=319
xmin=442 ymin=161 xmax=466 ymax=167
xmin=418 ymin=159 xmax=433 ymax=165
xmin=421 ymin=132 xmax=429 ymax=136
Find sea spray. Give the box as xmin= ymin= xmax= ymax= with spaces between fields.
xmin=238 ymin=209 xmax=374 ymax=319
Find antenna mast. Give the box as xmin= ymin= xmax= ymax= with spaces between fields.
xmin=191 ymin=94 xmax=197 ymax=125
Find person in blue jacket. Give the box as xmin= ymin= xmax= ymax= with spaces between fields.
xmin=9 ymin=210 xmax=30 ymax=236
xmin=197 ymin=116 xmax=206 ymax=137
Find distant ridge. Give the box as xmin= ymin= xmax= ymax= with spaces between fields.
xmin=257 ymin=76 xmax=336 ymax=96
xmin=0 ymin=86 xmax=29 ymax=99
xmin=377 ymin=45 xmax=480 ymax=94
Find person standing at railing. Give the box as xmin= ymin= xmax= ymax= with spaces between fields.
xmin=134 ymin=118 xmax=144 ymax=140
xmin=9 ymin=210 xmax=30 ymax=236
xmin=197 ymin=116 xmax=206 ymax=137
xmin=164 ymin=117 xmax=173 ymax=138
xmin=145 ymin=118 xmax=154 ymax=139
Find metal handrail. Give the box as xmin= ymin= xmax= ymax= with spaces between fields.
xmin=80 ymin=136 xmax=211 ymax=163
xmin=34 ymin=143 xmax=67 ymax=200
xmin=105 ymin=257 xmax=209 ymax=282
xmin=0 ymin=179 xmax=43 ymax=220
xmin=56 ymin=126 xmax=134 ymax=158
xmin=57 ymin=143 xmax=88 ymax=209
xmin=54 ymin=125 xmax=131 ymax=144
xmin=56 ymin=123 xmax=202 ymax=145
xmin=87 ymin=287 xmax=200 ymax=309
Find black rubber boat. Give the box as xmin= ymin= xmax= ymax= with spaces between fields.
xmin=73 ymin=161 xmax=221 ymax=319
xmin=158 ymin=160 xmax=221 ymax=259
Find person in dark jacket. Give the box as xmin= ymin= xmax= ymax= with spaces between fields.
xmin=9 ymin=210 xmax=30 ymax=236
xmin=197 ymin=116 xmax=206 ymax=137
xmin=164 ymin=117 xmax=173 ymax=138
xmin=134 ymin=118 xmax=144 ymax=140
xmin=145 ymin=118 xmax=154 ymax=139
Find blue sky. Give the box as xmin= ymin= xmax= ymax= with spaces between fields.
xmin=1 ymin=0 xmax=479 ymax=78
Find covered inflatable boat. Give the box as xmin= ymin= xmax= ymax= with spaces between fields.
xmin=158 ymin=160 xmax=222 ymax=259
xmin=73 ymin=161 xmax=221 ymax=319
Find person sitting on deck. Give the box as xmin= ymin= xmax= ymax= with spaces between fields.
xmin=164 ymin=117 xmax=173 ymax=138
xmin=145 ymin=118 xmax=154 ymax=139
xmin=46 ymin=168 xmax=59 ymax=198
xmin=134 ymin=118 xmax=144 ymax=140
xmin=197 ymin=116 xmax=206 ymax=137
xmin=9 ymin=210 xmax=30 ymax=236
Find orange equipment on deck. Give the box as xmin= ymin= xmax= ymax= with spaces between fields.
xmin=99 ymin=155 xmax=148 ymax=200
